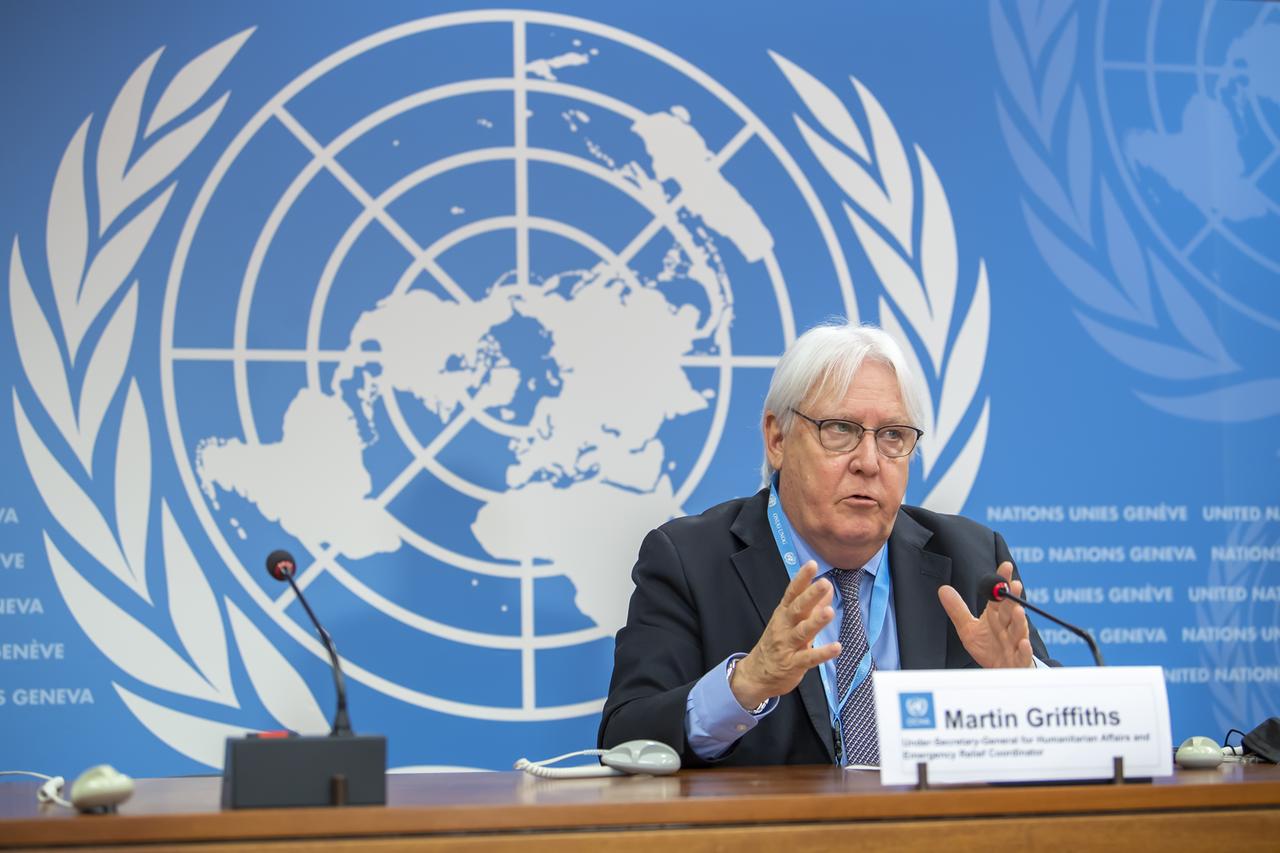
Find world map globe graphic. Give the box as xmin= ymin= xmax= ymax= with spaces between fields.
xmin=1096 ymin=0 xmax=1280 ymax=324
xmin=159 ymin=11 xmax=855 ymax=720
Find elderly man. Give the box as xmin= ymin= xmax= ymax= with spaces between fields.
xmin=599 ymin=322 xmax=1055 ymax=767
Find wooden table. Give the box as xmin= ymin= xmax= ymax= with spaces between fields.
xmin=2 ymin=764 xmax=1278 ymax=851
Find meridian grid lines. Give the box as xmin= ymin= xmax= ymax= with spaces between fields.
xmin=1091 ymin=3 xmax=1280 ymax=333
xmin=272 ymin=106 xmax=471 ymax=304
xmin=1100 ymin=60 xmax=1228 ymax=74
xmin=205 ymin=61 xmax=777 ymax=559
xmin=157 ymin=9 xmax=852 ymax=719
xmin=171 ymin=347 xmax=779 ymax=369
xmin=514 ymin=20 xmax=531 ymax=288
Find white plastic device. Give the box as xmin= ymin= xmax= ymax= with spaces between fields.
xmin=69 ymin=764 xmax=135 ymax=811
xmin=1174 ymin=736 xmax=1224 ymax=769
xmin=514 ymin=740 xmax=680 ymax=778
xmin=1 ymin=765 xmax=134 ymax=813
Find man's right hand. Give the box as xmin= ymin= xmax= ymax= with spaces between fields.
xmin=729 ymin=561 xmax=842 ymax=711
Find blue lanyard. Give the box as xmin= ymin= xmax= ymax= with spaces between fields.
xmin=765 ymin=479 xmax=892 ymax=722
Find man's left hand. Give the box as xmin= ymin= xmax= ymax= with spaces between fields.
xmin=937 ymin=562 xmax=1033 ymax=668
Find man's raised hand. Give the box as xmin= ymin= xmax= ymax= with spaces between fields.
xmin=938 ymin=561 xmax=1033 ymax=669
xmin=730 ymin=561 xmax=842 ymax=710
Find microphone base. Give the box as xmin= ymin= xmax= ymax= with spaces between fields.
xmin=221 ymin=733 xmax=386 ymax=809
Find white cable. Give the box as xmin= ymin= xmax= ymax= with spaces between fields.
xmin=519 ymin=748 xmax=605 ymax=766
xmin=515 ymin=762 xmax=624 ymax=779
xmin=513 ymin=749 xmax=624 ymax=779
xmin=0 ymin=771 xmax=72 ymax=808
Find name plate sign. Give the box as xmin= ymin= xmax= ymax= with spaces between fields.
xmin=873 ymin=666 xmax=1173 ymax=785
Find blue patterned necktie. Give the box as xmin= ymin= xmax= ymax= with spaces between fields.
xmin=830 ymin=568 xmax=880 ymax=766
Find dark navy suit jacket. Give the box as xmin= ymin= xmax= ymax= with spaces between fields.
xmin=599 ymin=488 xmax=1057 ymax=767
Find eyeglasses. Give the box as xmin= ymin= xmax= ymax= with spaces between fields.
xmin=790 ymin=409 xmax=923 ymax=458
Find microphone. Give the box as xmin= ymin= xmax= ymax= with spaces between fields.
xmin=221 ymin=550 xmax=386 ymax=808
xmin=979 ymin=572 xmax=1106 ymax=667
xmin=265 ymin=549 xmax=352 ymax=736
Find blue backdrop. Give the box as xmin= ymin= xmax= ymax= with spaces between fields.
xmin=2 ymin=0 xmax=1277 ymax=776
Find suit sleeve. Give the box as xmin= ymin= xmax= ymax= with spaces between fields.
xmin=997 ymin=531 xmax=1061 ymax=667
xmin=598 ymin=526 xmax=708 ymax=759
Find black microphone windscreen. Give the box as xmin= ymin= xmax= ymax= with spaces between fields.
xmin=978 ymin=572 xmax=1009 ymax=603
xmin=266 ymin=549 xmax=296 ymax=581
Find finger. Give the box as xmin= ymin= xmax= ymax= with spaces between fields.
xmin=980 ymin=607 xmax=1009 ymax=649
xmin=796 ymin=641 xmax=842 ymax=669
xmin=787 ymin=575 xmax=833 ymax=623
xmin=798 ymin=574 xmax=834 ymax=607
xmin=982 ymin=604 xmax=1027 ymax=667
xmin=980 ymin=599 xmax=1004 ymax=631
xmin=1009 ymin=603 xmax=1029 ymax=642
xmin=987 ymin=599 xmax=1020 ymax=634
xmin=793 ymin=604 xmax=835 ymax=646
xmin=780 ymin=561 xmax=819 ymax=607
xmin=1001 ymin=560 xmax=1023 ymax=599
xmin=995 ymin=603 xmax=1026 ymax=645
xmin=994 ymin=561 xmax=1021 ymax=607
xmin=1018 ymin=637 xmax=1034 ymax=667
xmin=937 ymin=585 xmax=976 ymax=630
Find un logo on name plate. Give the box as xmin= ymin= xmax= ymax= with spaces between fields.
xmin=900 ymin=693 xmax=936 ymax=729
xmin=164 ymin=11 xmax=854 ymax=720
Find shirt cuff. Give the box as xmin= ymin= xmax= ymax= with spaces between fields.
xmin=1032 ymin=655 xmax=1049 ymax=669
xmin=684 ymin=654 xmax=779 ymax=760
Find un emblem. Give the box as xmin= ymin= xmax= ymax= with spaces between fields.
xmin=163 ymin=11 xmax=853 ymax=722
xmin=900 ymin=692 xmax=936 ymax=729
xmin=12 ymin=9 xmax=992 ymax=767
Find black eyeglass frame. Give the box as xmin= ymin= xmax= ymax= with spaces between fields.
xmin=789 ymin=408 xmax=924 ymax=458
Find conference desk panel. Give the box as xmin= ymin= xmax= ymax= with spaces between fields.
xmin=2 ymin=764 xmax=1277 ymax=851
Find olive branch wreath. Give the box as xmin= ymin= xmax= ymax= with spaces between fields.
xmin=990 ymin=0 xmax=1279 ymax=420
xmin=773 ymin=53 xmax=993 ymax=514
xmin=991 ymin=0 xmax=1280 ymax=717
xmin=13 ymin=29 xmax=1006 ymax=768
xmin=8 ymin=29 xmax=327 ymax=770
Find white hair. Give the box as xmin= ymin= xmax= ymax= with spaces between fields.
xmin=761 ymin=321 xmax=926 ymax=481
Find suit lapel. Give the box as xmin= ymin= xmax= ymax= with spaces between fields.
xmin=889 ymin=510 xmax=952 ymax=670
xmin=730 ymin=491 xmax=836 ymax=762
xmin=728 ymin=502 xmax=788 ymax=628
